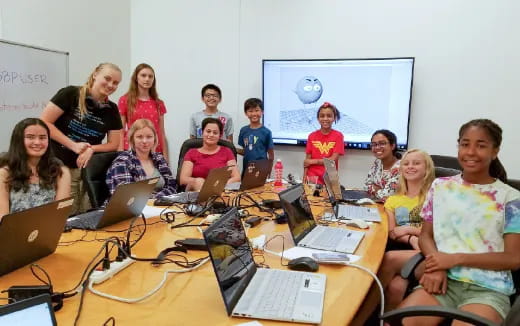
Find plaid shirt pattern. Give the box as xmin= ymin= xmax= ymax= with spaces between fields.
xmin=106 ymin=150 xmax=176 ymax=199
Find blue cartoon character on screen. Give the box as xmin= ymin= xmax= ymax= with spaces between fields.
xmin=294 ymin=76 xmax=323 ymax=105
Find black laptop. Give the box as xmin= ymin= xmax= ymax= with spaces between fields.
xmin=66 ymin=177 xmax=159 ymax=230
xmin=0 ymin=198 xmax=73 ymax=276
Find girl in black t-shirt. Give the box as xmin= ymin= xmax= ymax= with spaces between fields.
xmin=40 ymin=62 xmax=123 ymax=214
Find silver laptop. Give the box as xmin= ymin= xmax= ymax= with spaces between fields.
xmin=0 ymin=294 xmax=57 ymax=326
xmin=66 ymin=177 xmax=159 ymax=230
xmin=323 ymin=158 xmax=375 ymax=202
xmin=197 ymin=166 xmax=232 ymax=202
xmin=279 ymin=184 xmax=365 ymax=254
xmin=323 ymin=171 xmax=381 ymax=222
xmin=0 ymin=198 xmax=74 ymax=276
xmin=225 ymin=159 xmax=272 ymax=191
xmin=157 ymin=166 xmax=232 ymax=205
xmin=203 ymin=207 xmax=326 ymax=324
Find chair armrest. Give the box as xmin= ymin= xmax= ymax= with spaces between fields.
xmin=400 ymin=253 xmax=425 ymax=280
xmin=381 ymin=306 xmax=497 ymax=326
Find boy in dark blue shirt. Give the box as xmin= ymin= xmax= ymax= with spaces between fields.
xmin=237 ymin=98 xmax=275 ymax=175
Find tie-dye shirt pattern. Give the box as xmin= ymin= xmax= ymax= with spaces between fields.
xmin=421 ymin=174 xmax=520 ymax=295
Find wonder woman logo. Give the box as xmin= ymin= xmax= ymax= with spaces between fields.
xmin=312 ymin=141 xmax=335 ymax=154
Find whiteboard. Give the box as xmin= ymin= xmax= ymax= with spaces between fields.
xmin=0 ymin=39 xmax=68 ymax=151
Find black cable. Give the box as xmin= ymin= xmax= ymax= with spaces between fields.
xmin=263 ymin=234 xmax=289 ymax=267
xmin=103 ymin=316 xmax=116 ymax=326
xmin=30 ymin=264 xmax=52 ymax=287
xmin=62 ymin=236 xmax=121 ymax=295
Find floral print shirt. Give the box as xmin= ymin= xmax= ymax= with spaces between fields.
xmin=364 ymin=159 xmax=400 ymax=202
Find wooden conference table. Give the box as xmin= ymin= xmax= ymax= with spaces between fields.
xmin=0 ymin=184 xmax=388 ymax=326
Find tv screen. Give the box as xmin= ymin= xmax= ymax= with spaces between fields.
xmin=262 ymin=57 xmax=414 ymax=150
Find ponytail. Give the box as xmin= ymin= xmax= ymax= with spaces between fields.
xmin=78 ymin=63 xmax=121 ymax=119
xmin=490 ymin=158 xmax=507 ymax=183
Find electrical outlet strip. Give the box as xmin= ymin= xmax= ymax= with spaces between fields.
xmin=90 ymin=258 xmax=135 ymax=285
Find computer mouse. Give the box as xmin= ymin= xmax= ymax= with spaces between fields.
xmin=344 ymin=218 xmax=369 ymax=229
xmin=287 ymin=257 xmax=319 ymax=272
xmin=356 ymin=198 xmax=376 ymax=205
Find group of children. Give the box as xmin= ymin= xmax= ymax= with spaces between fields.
xmin=355 ymin=119 xmax=520 ymax=325
xmin=1 ymin=60 xmax=519 ymax=325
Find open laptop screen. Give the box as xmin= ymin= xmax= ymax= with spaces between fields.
xmin=0 ymin=294 xmax=56 ymax=326
xmin=278 ymin=184 xmax=316 ymax=244
xmin=203 ymin=208 xmax=256 ymax=315
xmin=323 ymin=158 xmax=343 ymax=201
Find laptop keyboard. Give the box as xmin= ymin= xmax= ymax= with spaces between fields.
xmin=66 ymin=209 xmax=104 ymax=230
xmin=156 ymin=192 xmax=199 ymax=205
xmin=337 ymin=204 xmax=380 ymax=221
xmin=225 ymin=182 xmax=241 ymax=191
xmin=235 ymin=269 xmax=304 ymax=319
xmin=309 ymin=227 xmax=348 ymax=250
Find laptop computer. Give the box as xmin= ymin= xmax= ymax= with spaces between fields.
xmin=155 ymin=166 xmax=232 ymax=205
xmin=323 ymin=171 xmax=381 ymax=222
xmin=0 ymin=294 xmax=57 ymax=326
xmin=225 ymin=159 xmax=272 ymax=191
xmin=278 ymin=184 xmax=365 ymax=254
xmin=323 ymin=158 xmax=375 ymax=202
xmin=203 ymin=207 xmax=326 ymax=324
xmin=0 ymin=197 xmax=74 ymax=276
xmin=66 ymin=177 xmax=159 ymax=230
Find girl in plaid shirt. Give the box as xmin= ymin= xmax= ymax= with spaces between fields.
xmin=106 ymin=119 xmax=176 ymax=199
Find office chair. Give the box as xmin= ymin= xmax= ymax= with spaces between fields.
xmin=382 ymin=253 xmax=520 ymax=326
xmin=507 ymin=179 xmax=520 ymax=191
xmin=434 ymin=166 xmax=461 ymax=178
xmin=82 ymin=151 xmax=120 ymax=208
xmin=176 ymin=138 xmax=237 ymax=192
xmin=430 ymin=155 xmax=462 ymax=170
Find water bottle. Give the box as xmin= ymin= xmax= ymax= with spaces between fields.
xmin=274 ymin=159 xmax=283 ymax=187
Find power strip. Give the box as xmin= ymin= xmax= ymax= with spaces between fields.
xmin=90 ymin=258 xmax=135 ymax=285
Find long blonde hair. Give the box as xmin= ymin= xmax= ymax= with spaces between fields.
xmin=78 ymin=63 xmax=121 ymax=118
xmin=128 ymin=119 xmax=158 ymax=151
xmin=397 ymin=149 xmax=435 ymax=206
xmin=125 ymin=63 xmax=161 ymax=121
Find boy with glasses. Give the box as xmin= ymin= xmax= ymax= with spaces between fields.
xmin=190 ymin=84 xmax=234 ymax=141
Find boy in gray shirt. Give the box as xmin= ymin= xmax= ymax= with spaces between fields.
xmin=190 ymin=84 xmax=233 ymax=141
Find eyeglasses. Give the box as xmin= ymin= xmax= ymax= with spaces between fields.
xmin=204 ymin=93 xmax=220 ymax=99
xmin=370 ymin=141 xmax=388 ymax=148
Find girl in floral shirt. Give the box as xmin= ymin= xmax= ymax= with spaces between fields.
xmin=364 ymin=129 xmax=401 ymax=202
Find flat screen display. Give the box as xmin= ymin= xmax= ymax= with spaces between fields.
xmin=262 ymin=58 xmax=414 ymax=150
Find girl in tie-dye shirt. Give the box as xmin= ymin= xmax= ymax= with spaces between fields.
xmin=398 ymin=119 xmax=520 ymax=324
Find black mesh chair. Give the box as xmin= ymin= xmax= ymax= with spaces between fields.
xmin=176 ymin=138 xmax=237 ymax=192
xmin=81 ymin=151 xmax=120 ymax=208
xmin=382 ymin=253 xmax=520 ymax=326
xmin=507 ymin=179 xmax=520 ymax=191
xmin=430 ymin=155 xmax=462 ymax=170
xmin=435 ymin=166 xmax=461 ymax=178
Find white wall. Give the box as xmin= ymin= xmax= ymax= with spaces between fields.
xmin=0 ymin=0 xmax=131 ymax=101
xmin=137 ymin=1 xmax=519 ymax=183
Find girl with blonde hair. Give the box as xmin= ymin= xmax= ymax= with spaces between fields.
xmin=41 ymin=62 xmax=123 ymax=214
xmin=354 ymin=149 xmax=436 ymax=323
xmin=106 ymin=119 xmax=176 ymax=199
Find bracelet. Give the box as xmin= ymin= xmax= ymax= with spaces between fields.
xmin=407 ymin=235 xmax=413 ymax=245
